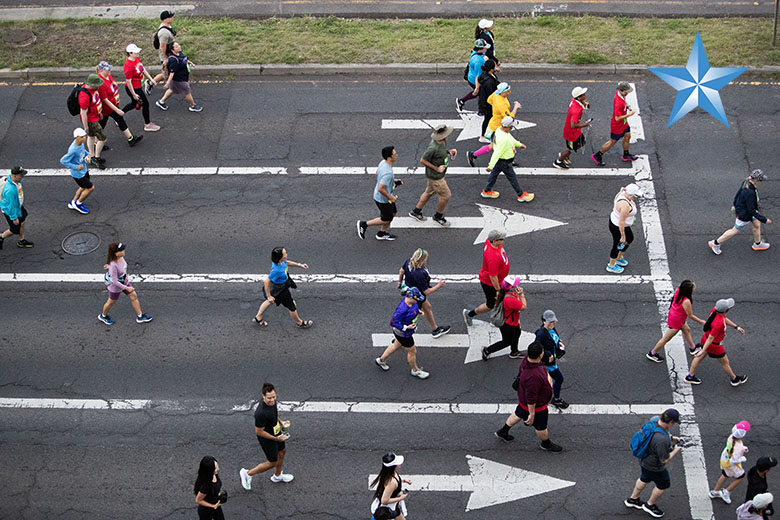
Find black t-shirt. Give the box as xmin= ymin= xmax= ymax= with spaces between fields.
xmin=255 ymin=401 xmax=280 ymax=438
xmin=198 ymin=476 xmax=222 ymax=505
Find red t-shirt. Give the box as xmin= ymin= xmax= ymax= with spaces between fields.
xmin=502 ymin=293 xmax=525 ymax=327
xmin=701 ymin=309 xmax=726 ymax=355
xmin=478 ymin=239 xmax=510 ymax=286
xmin=610 ymin=90 xmax=629 ymax=135
xmin=98 ymin=74 xmax=121 ymax=116
xmin=78 ymin=86 xmax=103 ymax=123
xmin=563 ymin=98 xmax=585 ymax=141
xmin=124 ymin=57 xmax=145 ymax=89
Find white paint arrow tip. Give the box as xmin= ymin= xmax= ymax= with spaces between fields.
xmin=473 ymin=204 xmax=567 ymax=245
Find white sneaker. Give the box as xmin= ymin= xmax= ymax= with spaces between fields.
xmin=411 ymin=367 xmax=430 ymax=379
xmin=375 ymin=357 xmax=390 ymax=371
xmin=720 ymin=488 xmax=731 ymax=504
xmin=240 ymin=468 xmax=252 ymax=490
xmin=270 ymin=473 xmax=294 ymax=483
xmin=708 ymin=489 xmax=721 ymax=499
xmin=708 ymin=240 xmax=722 ymax=255
xmin=67 ymin=200 xmax=77 ymax=210
xmin=478 ymin=136 xmax=490 ymax=144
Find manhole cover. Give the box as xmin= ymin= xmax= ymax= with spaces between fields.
xmin=3 ymin=30 xmax=36 ymax=47
xmin=62 ymin=232 xmax=101 ymax=256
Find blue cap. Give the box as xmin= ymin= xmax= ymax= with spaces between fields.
xmin=97 ymin=61 xmax=112 ymax=71
xmin=405 ymin=287 xmax=425 ymax=302
xmin=474 ymin=38 xmax=491 ymax=49
xmin=496 ymin=82 xmax=510 ymax=94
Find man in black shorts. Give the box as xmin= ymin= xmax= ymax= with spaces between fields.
xmin=553 ymin=86 xmax=591 ymax=170
xmin=494 ymin=342 xmax=562 ymax=452
xmin=240 ymin=382 xmax=293 ymax=490
xmin=358 ymin=146 xmax=400 ymax=241
xmin=0 ymin=166 xmax=34 ymax=249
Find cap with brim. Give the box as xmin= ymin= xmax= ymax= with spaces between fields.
xmin=500 ymin=276 xmax=522 ymax=291
xmin=753 ymin=493 xmax=774 ymax=509
xmin=495 ymin=82 xmax=510 ymax=94
xmin=73 ymin=128 xmax=87 ymax=138
xmin=126 ymin=43 xmax=142 ymax=53
xmin=478 ymin=19 xmax=493 ymax=29
xmin=85 ymin=73 xmax=103 ymax=89
xmin=543 ymin=310 xmax=558 ymax=322
xmin=757 ymin=456 xmax=778 ymax=472
xmin=160 ymin=10 xmax=175 ymax=20
xmin=571 ymin=86 xmax=588 ymax=98
xmin=430 ymin=124 xmax=453 ymax=140
xmin=663 ymin=408 xmax=680 ymax=423
xmin=382 ymin=453 xmax=404 ymax=467
xmin=501 ymin=116 xmax=515 ymax=128
xmin=715 ymin=298 xmax=735 ymax=312
xmin=474 ymin=39 xmax=491 ymax=49
xmin=116 ymin=242 xmax=126 ymax=252
xmin=10 ymin=166 xmax=27 ymax=176
xmin=97 ymin=61 xmax=112 ymax=71
xmin=625 ymin=183 xmax=643 ymax=197
xmin=487 ymin=229 xmax=506 ymax=242
xmin=750 ymin=169 xmax=768 ymax=181
xmin=617 ymin=81 xmax=633 ymax=93
xmin=404 ymin=286 xmax=425 ymax=302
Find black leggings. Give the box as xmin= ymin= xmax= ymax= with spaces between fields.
xmin=459 ymin=81 xmax=478 ymax=104
xmin=122 ymin=85 xmax=150 ymax=124
xmin=99 ymin=111 xmax=128 ymax=133
xmin=197 ymin=505 xmax=225 ymax=520
xmin=480 ymin=105 xmax=493 ymax=136
xmin=486 ymin=323 xmax=521 ymax=354
xmin=608 ymin=219 xmax=634 ymax=259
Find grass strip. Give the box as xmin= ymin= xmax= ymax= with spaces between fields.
xmin=1 ymin=16 xmax=779 ymax=70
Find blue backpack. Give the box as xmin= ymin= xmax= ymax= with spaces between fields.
xmin=630 ymin=417 xmax=668 ymax=458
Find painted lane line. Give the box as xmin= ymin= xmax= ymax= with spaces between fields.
xmin=23 ymin=167 xmax=287 ymax=176
xmin=0 ymin=273 xmax=661 ymax=284
xmin=0 ymin=5 xmax=195 ymax=21
xmin=391 ymin=203 xmax=567 ymax=245
xmin=369 ymin=456 xmax=575 ymax=511
xmin=0 ymin=397 xmax=693 ymax=417
xmin=381 ymin=112 xmax=536 ymax=142
xmin=217 ymin=167 xmax=287 ymax=175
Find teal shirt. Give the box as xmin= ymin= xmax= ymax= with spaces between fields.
xmin=0 ymin=175 xmax=23 ymax=220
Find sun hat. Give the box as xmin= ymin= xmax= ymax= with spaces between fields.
xmin=478 ymin=19 xmax=494 ymax=29
xmin=496 ymin=82 xmax=510 ymax=94
xmin=85 ymin=73 xmax=103 ymax=89
xmin=753 ymin=493 xmax=774 ymax=509
xmin=73 ymin=128 xmax=87 ymax=138
xmin=625 ymin=183 xmax=643 ymax=197
xmin=382 ymin=452 xmax=405 ymax=467
xmin=126 ymin=43 xmax=142 ymax=54
xmin=571 ymin=86 xmax=588 ymax=98
xmin=715 ymin=298 xmax=735 ymax=312
xmin=474 ymin=38 xmax=491 ymax=49
xmin=430 ymin=124 xmax=453 ymax=140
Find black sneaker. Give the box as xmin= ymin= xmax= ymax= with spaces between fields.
xmin=16 ymin=239 xmax=34 ymax=248
xmin=128 ymin=135 xmax=143 ymax=147
xmin=432 ymin=214 xmax=451 ymax=227
xmin=731 ymin=375 xmax=748 ymax=387
xmin=467 ymin=151 xmax=476 ymax=167
xmin=553 ymin=159 xmax=569 ymax=170
xmin=356 ymin=220 xmax=367 ymax=240
xmin=642 ymin=502 xmax=664 ymax=518
xmin=689 ymin=343 xmax=703 ymax=356
xmin=623 ymin=152 xmax=638 ymax=161
xmin=494 ymin=430 xmax=514 ymax=442
xmin=431 ymin=326 xmax=451 ymax=338
xmin=624 ymin=497 xmax=643 ymax=510
xmin=481 ymin=347 xmax=489 ymax=361
xmin=90 ymin=158 xmax=105 ymax=170
xmin=375 ymin=232 xmax=397 ymax=241
xmin=408 ymin=209 xmax=425 ymax=221
xmin=551 ymin=397 xmax=569 ymax=409
xmin=685 ymin=374 xmax=702 ymax=385
xmin=591 ymin=153 xmax=605 ymax=166
xmin=540 ymin=440 xmax=563 ymax=453
xmin=646 ymin=350 xmax=664 ymax=363
xmin=508 ymin=351 xmax=523 ymax=359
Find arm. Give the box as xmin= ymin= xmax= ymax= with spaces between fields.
xmin=681 ymin=300 xmax=706 ymax=325
xmin=424 ymin=280 xmax=445 ymax=296
xmin=263 ymin=277 xmax=274 ymax=302
xmin=472 ymin=75 xmax=480 ymax=95
xmin=60 ymin=150 xmax=78 ymax=170
xmin=377 ymin=183 xmax=397 ymax=203
xmin=80 ymin=108 xmax=89 ymax=131
xmin=695 ymin=333 xmax=714 ymax=357
xmin=125 ymin=78 xmax=139 ymax=100
xmin=570 ymin=118 xmax=591 ymax=129
xmin=617 ymin=201 xmax=631 ymax=240
xmin=420 ymin=157 xmax=445 ymax=173
xmin=288 ymin=260 xmax=309 ymax=269
xmin=489 ymin=275 xmax=500 ymax=293
xmin=724 ymin=317 xmax=745 ymax=335
xmin=195 ymin=491 xmax=220 ymax=509
xmin=102 ymin=98 xmax=124 ymax=116
xmin=398 ymin=267 xmax=405 ymax=288
xmin=254 ymin=425 xmax=281 ymax=441
xmin=108 ymin=263 xmax=129 ymax=292
xmin=661 ymin=444 xmax=682 ymax=464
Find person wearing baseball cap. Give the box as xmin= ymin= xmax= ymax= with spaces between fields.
xmin=606 ymin=183 xmax=642 ymax=274
xmin=484 ymin=82 xmax=521 ymax=142
xmin=151 ymin=11 xmax=178 ymax=89
xmin=463 ymin=229 xmax=510 ymax=327
xmin=591 ymin=81 xmax=638 ymax=167
xmin=59 ymin=128 xmax=95 ymax=214
xmin=737 ymin=492 xmax=774 ymax=519
xmin=481 ymin=276 xmax=526 ymax=361
xmin=480 ymin=116 xmax=534 ymax=202
xmin=710 ymin=420 xmax=752 ymax=504
xmin=535 ymin=309 xmax=569 ymax=409
xmin=554 ymin=86 xmax=591 ymax=170
xmin=745 ymin=456 xmax=777 ymax=512
xmin=376 ymin=285 xmax=430 ymax=379
xmin=475 ymin=19 xmax=497 ymax=61
xmin=122 ymin=43 xmax=160 ymax=132
xmin=685 ymin=297 xmax=748 ymax=386
xmin=709 ymin=169 xmax=772 ymax=255
xmin=370 ymin=452 xmax=411 ymax=519
xmin=456 ymin=38 xmax=491 ymax=112
xmin=408 ymin=124 xmax=456 ymax=227
xmin=0 ymin=166 xmax=33 ymax=250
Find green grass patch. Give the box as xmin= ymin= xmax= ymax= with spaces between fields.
xmin=0 ymin=15 xmax=776 ymax=70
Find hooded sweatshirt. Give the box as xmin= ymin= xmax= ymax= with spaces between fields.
xmin=516 ymin=355 xmax=552 ymax=412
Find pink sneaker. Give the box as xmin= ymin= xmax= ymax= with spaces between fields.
xmin=144 ymin=123 xmax=160 ymax=132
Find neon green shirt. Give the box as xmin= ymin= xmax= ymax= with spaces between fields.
xmin=487 ymin=130 xmax=524 ymax=170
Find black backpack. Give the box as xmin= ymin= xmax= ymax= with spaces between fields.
xmin=153 ymin=26 xmax=176 ymax=50
xmin=66 ymin=84 xmax=90 ymax=116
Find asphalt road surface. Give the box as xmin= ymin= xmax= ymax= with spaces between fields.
xmin=1 ymin=73 xmax=779 ymax=520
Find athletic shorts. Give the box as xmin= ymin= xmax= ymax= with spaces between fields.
xmin=3 ymin=206 xmax=27 ymax=234
xmin=481 ymin=282 xmax=498 ymax=308
xmin=392 ymin=332 xmax=415 ymax=348
xmin=257 ymin=436 xmax=285 ymax=463
xmin=722 ymin=466 xmax=746 ymax=478
xmin=108 ymin=281 xmax=133 ymax=301
xmin=73 ymin=173 xmax=93 ymax=190
xmin=266 ymin=287 xmax=296 ymax=312
xmin=87 ymin=121 xmax=106 ymax=141
xmin=514 ymin=405 xmax=548 ymax=431
xmin=375 ymin=201 xmax=397 ymax=223
xmin=170 ymin=80 xmax=191 ymax=95
xmin=610 ymin=126 xmax=630 ymax=141
xmin=640 ymin=467 xmax=670 ymax=490
xmin=423 ymin=178 xmax=451 ymax=199
xmin=565 ymin=134 xmax=585 ymax=152
xmin=734 ymin=218 xmax=752 ymax=231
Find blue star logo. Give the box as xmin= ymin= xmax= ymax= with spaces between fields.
xmin=649 ymin=32 xmax=747 ymax=128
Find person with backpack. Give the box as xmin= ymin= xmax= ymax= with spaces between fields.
xmin=481 ymin=276 xmax=525 ymax=361
xmin=59 ymin=128 xmax=94 ymax=214
xmin=624 ymin=408 xmax=684 ymax=518
xmin=150 ymin=10 xmax=177 ymax=90
xmin=155 ymin=42 xmax=203 ymax=112
xmin=95 ymin=61 xmax=143 ymax=149
xmin=122 ymin=43 xmax=160 ymax=132
xmin=685 ymin=297 xmax=748 ymax=387
xmin=0 ymin=166 xmax=33 ymax=250
xmin=455 ymin=39 xmax=490 ymax=112
xmin=708 ymin=170 xmax=772 ymax=255
xmin=535 ymin=310 xmax=569 ymax=409
xmin=709 ymin=420 xmax=751 ymax=505
xmin=76 ymin=73 xmax=107 ymax=170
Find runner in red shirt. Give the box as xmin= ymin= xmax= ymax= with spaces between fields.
xmin=463 ymin=229 xmax=510 ymax=326
xmin=121 ymin=43 xmax=160 ymax=132
xmin=96 ymin=61 xmax=143 ymax=148
xmin=553 ymin=86 xmax=591 ymax=170
xmin=78 ymin=73 xmax=106 ymax=169
xmin=685 ymin=298 xmax=748 ymax=387
xmin=591 ymin=81 xmax=638 ymax=166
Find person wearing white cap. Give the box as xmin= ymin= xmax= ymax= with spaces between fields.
xmin=370 ymin=452 xmax=411 ymax=519
xmin=708 ymin=169 xmax=772 ymax=255
xmin=475 ymin=19 xmax=497 ymax=62
xmin=456 ymin=38 xmax=491 ymax=112
xmin=122 ymin=43 xmax=160 ymax=132
xmin=737 ymin=492 xmax=773 ymax=519
xmin=59 ymin=128 xmax=94 ymax=214
xmin=480 ymin=116 xmax=534 ymax=202
xmin=591 ymin=81 xmax=638 ymax=166
xmin=685 ymin=297 xmax=747 ymax=386
xmin=606 ymin=183 xmax=642 ymax=274
xmin=553 ymin=86 xmax=591 ymax=169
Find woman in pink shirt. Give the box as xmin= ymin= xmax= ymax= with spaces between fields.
xmin=98 ymin=242 xmax=152 ymax=325
xmin=481 ymin=276 xmax=526 ymax=360
xmin=646 ymin=279 xmax=705 ymax=362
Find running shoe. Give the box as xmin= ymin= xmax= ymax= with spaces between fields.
xmin=508 ymin=351 xmax=523 ymax=359
xmin=375 ymin=232 xmax=397 ymax=241
xmin=189 ymin=104 xmax=203 ymax=112
xmin=689 ymin=343 xmax=703 ymax=356
xmin=432 ymin=215 xmax=451 ymax=227
xmin=615 ymin=257 xmax=628 ymax=267
xmin=752 ymin=241 xmax=771 ymax=251
xmin=481 ymin=347 xmax=489 ymax=361
xmin=456 ymin=97 xmax=464 ymax=111
xmin=136 ymin=314 xmax=153 ymax=323
xmin=730 ymin=375 xmax=748 ymax=387
xmin=74 ymin=202 xmax=89 ymax=214
xmin=467 ymin=151 xmax=476 ymax=167
xmin=494 ymin=430 xmax=514 ymax=442
xmin=128 ymin=135 xmax=143 ymax=147
xmin=481 ymin=190 xmax=500 ymax=199
xmin=375 ymin=357 xmax=390 ymax=371
xmin=708 ymin=240 xmax=722 ymax=255
xmin=540 ymin=440 xmax=563 ymax=453
xmin=356 ymin=220 xmax=367 ymax=240
xmin=144 ymin=123 xmax=161 ymax=132
xmin=605 ymin=263 xmax=624 ymax=274
xmin=646 ymin=350 xmax=664 ymax=363
xmin=462 ymin=308 xmax=473 ymax=327
xmin=562 ymin=157 xmax=572 ymax=166
xmin=591 ymin=153 xmax=605 ymax=166
xmin=240 ymin=468 xmax=252 ymax=490
xmin=270 ymin=473 xmax=294 ymax=483
xmin=622 ymin=152 xmax=638 ymax=161
xmin=478 ymin=136 xmax=490 ymax=144
xmin=431 ymin=326 xmax=451 ymax=338
xmin=551 ymin=397 xmax=569 ymax=409
xmin=16 ymin=239 xmax=34 ymax=248
xmin=68 ymin=200 xmax=77 ymax=211
xmin=642 ymin=503 xmax=664 ymax=518
xmin=708 ymin=489 xmax=722 ymax=499
xmin=719 ymin=488 xmax=732 ymax=504
xmin=517 ymin=192 xmax=535 ymax=203
xmin=408 ymin=209 xmax=425 ymax=221
xmin=410 ymin=367 xmax=430 ymax=379
xmin=624 ymin=498 xmax=643 ymax=510
xmin=553 ymin=159 xmax=569 ymax=170
xmin=143 ymin=79 xmax=153 ymax=96
xmin=97 ymin=313 xmax=114 ymax=325
xmin=155 ymin=100 xmax=168 ymax=111
xmin=685 ymin=374 xmax=702 ymax=385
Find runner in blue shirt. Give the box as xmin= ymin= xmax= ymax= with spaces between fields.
xmin=374 ymin=287 xmax=430 ymax=379
xmin=357 ymin=146 xmax=400 ymax=241
xmin=456 ymin=39 xmax=490 ymax=111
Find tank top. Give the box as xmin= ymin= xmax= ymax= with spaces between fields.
xmin=375 ymin=473 xmax=402 ymax=506
xmin=667 ymin=288 xmax=688 ymax=323
xmin=610 ymin=191 xmax=637 ymax=226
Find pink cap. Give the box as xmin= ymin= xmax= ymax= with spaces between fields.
xmin=736 ymin=420 xmax=751 ymax=432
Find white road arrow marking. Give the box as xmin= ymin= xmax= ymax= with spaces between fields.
xmin=391 ymin=203 xmax=566 ymax=245
xmin=372 ymin=319 xmax=537 ymax=364
xmin=382 ymin=111 xmax=536 ymax=142
xmin=369 ymin=455 xmax=575 ymax=511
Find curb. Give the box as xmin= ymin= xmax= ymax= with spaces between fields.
xmin=1 ymin=63 xmax=779 ymax=81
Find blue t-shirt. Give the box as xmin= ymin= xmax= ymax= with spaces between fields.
xmin=402 ymin=259 xmax=431 ymax=291
xmin=390 ymin=298 xmax=419 ymax=338
xmin=373 ymin=160 xmax=394 ymax=203
xmin=545 ymin=329 xmax=560 ymax=371
xmin=268 ymin=260 xmax=288 ymax=284
xmin=467 ymin=51 xmax=486 ymax=84
xmin=60 ymin=140 xmax=89 ymax=179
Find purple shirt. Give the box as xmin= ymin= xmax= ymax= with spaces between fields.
xmin=107 ymin=258 xmax=128 ymax=292
xmin=390 ymin=298 xmax=419 ymax=338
